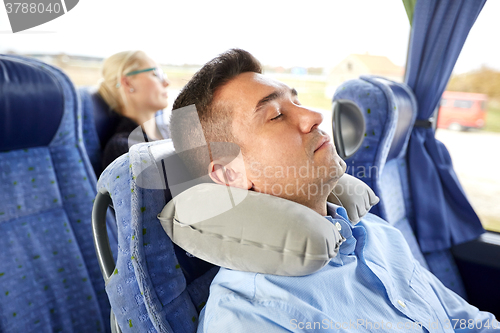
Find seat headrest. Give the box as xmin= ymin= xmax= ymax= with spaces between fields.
xmin=378 ymin=79 xmax=417 ymax=160
xmin=131 ymin=140 xmax=219 ymax=202
xmin=332 ymin=99 xmax=366 ymax=159
xmin=89 ymin=89 xmax=121 ymax=147
xmin=332 ymin=76 xmax=417 ymax=164
xmin=133 ymin=139 xmax=194 ymax=196
xmin=0 ymin=55 xmax=64 ymax=151
xmin=78 ymin=86 xmax=121 ymax=147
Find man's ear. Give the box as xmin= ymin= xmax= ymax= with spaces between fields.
xmin=209 ymin=160 xmax=252 ymax=190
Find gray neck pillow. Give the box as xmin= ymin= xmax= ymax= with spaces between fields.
xmin=157 ymin=183 xmax=345 ymax=276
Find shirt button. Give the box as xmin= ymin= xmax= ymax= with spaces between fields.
xmin=397 ymin=300 xmax=406 ymax=308
xmin=335 ymin=222 xmax=342 ymax=231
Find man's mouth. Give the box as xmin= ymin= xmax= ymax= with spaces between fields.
xmin=314 ymin=135 xmax=332 ymax=153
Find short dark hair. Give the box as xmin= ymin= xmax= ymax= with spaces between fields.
xmin=170 ymin=49 xmax=262 ymax=178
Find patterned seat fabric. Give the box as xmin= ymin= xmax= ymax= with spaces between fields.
xmin=78 ymin=86 xmax=120 ymax=177
xmin=0 ymin=55 xmax=118 ymax=332
xmin=98 ymin=139 xmax=217 ymax=332
xmin=333 ymin=76 xmax=467 ymax=298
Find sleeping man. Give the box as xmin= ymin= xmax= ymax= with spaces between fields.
xmin=168 ymin=49 xmax=498 ymax=332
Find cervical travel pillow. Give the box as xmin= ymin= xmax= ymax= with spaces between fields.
xmin=329 ymin=174 xmax=379 ymax=223
xmin=158 ymin=183 xmax=347 ymax=276
xmin=157 ymin=174 xmax=378 ymax=276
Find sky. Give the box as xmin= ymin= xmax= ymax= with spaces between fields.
xmin=0 ymin=0 xmax=499 ymax=73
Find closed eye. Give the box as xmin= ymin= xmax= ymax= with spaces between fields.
xmin=270 ymin=113 xmax=283 ymax=121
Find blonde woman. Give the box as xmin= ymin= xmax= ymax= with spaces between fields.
xmin=98 ymin=50 xmax=170 ymax=169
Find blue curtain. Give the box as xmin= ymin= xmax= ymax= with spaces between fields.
xmin=404 ymin=0 xmax=486 ymax=252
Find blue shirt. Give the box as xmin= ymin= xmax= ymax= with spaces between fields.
xmin=197 ymin=204 xmax=499 ymax=332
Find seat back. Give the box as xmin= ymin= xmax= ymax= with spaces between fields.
xmin=79 ymin=86 xmax=171 ymax=177
xmin=78 ymin=86 xmax=121 ymax=176
xmin=332 ymin=76 xmax=467 ymax=298
xmin=332 ymin=77 xmax=423 ymax=265
xmin=97 ymin=139 xmax=217 ymax=332
xmin=0 ymin=55 xmax=118 ymax=332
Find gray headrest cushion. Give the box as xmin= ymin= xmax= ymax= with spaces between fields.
xmin=157 ymin=183 xmax=345 ymax=276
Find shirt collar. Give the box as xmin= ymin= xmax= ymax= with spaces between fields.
xmin=327 ymin=203 xmax=350 ymax=222
xmin=325 ymin=203 xmax=358 ymax=266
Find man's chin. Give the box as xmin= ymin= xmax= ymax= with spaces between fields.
xmin=317 ymin=147 xmax=346 ymax=176
xmin=339 ymin=158 xmax=347 ymax=174
xmin=328 ymin=157 xmax=346 ymax=181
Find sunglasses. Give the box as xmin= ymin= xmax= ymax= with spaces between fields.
xmin=125 ymin=67 xmax=167 ymax=83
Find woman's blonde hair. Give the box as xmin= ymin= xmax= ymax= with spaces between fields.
xmin=98 ymin=50 xmax=147 ymax=114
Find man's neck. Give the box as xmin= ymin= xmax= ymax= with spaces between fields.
xmin=298 ymin=185 xmax=333 ymax=216
xmin=289 ymin=196 xmax=328 ymax=216
xmin=308 ymin=199 xmax=328 ymax=216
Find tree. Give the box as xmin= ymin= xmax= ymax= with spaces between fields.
xmin=447 ymin=66 xmax=500 ymax=101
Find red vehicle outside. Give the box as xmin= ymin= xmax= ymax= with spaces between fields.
xmin=437 ymin=91 xmax=488 ymax=130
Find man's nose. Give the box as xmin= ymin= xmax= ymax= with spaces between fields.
xmin=296 ymin=106 xmax=324 ymax=133
xmin=162 ymin=77 xmax=170 ymax=87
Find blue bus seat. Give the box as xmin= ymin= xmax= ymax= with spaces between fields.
xmin=78 ymin=86 xmax=171 ymax=178
xmin=78 ymin=86 xmax=121 ymax=177
xmin=0 ymin=54 xmax=118 ymax=332
xmin=332 ymin=76 xmax=467 ymax=298
xmin=96 ymin=139 xmax=217 ymax=332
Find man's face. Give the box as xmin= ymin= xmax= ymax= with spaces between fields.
xmin=213 ymin=72 xmax=346 ymax=207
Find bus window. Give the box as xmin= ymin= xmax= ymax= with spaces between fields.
xmin=436 ymin=0 xmax=500 ymax=233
